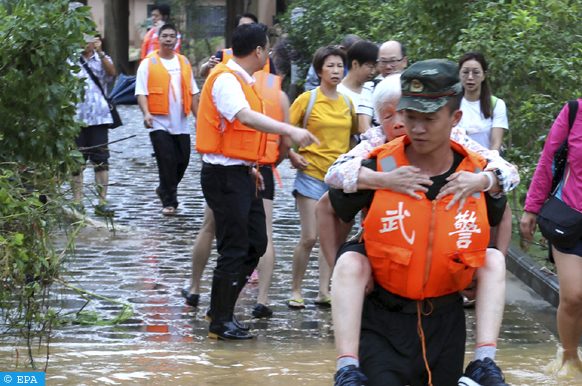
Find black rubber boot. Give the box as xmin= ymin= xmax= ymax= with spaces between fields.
xmin=205 ymin=269 xmax=251 ymax=331
xmin=207 ymin=269 xmax=253 ymax=340
xmin=206 ymin=267 xmax=256 ymax=330
xmin=231 ymin=268 xmax=255 ymax=330
xmin=204 ymin=310 xmax=249 ymax=331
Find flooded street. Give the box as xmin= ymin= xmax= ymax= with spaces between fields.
xmin=0 ymin=105 xmax=577 ymax=385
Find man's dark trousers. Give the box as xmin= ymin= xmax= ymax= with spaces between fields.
xmin=201 ymin=162 xmax=267 ymax=276
xmin=149 ymin=130 xmax=190 ymax=208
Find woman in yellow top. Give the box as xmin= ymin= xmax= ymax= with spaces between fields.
xmin=287 ymin=45 xmax=358 ymax=308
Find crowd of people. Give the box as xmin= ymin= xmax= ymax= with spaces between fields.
xmin=73 ymin=4 xmax=582 ymax=386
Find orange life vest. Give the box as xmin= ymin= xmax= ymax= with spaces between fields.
xmin=362 ymin=136 xmax=490 ymax=300
xmin=254 ymin=71 xmax=283 ymax=165
xmin=196 ymin=62 xmax=267 ymax=161
xmin=145 ymin=51 xmax=193 ymax=116
xmin=221 ymin=48 xmax=271 ymax=74
xmin=140 ymin=27 xmax=182 ymax=60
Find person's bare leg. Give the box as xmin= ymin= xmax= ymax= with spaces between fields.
xmin=290 ymin=195 xmax=318 ymax=302
xmin=493 ymin=204 xmax=513 ymax=256
xmin=95 ymin=169 xmax=109 ymax=204
xmin=256 ymin=199 xmax=274 ymax=306
xmin=331 ymin=251 xmax=371 ymax=364
xmin=316 ymin=194 xmax=354 ymax=302
xmin=318 ymin=250 xmax=332 ymax=302
xmin=553 ymin=247 xmax=582 ymax=368
xmin=316 ymin=192 xmax=353 ymax=268
xmin=188 ymin=205 xmax=215 ymax=295
xmin=72 ymin=167 xmax=85 ymax=204
xmin=474 ymin=248 xmax=506 ymax=360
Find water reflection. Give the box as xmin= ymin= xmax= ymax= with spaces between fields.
xmin=1 ymin=337 xmax=578 ymax=385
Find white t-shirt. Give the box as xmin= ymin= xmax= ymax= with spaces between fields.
xmin=356 ymin=75 xmax=383 ymax=119
xmin=202 ymin=59 xmax=255 ymax=166
xmin=135 ymin=54 xmax=199 ymax=135
xmin=337 ymin=83 xmax=362 ymax=113
xmin=455 ymin=97 xmax=508 ymax=149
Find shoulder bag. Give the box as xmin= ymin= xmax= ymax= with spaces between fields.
xmin=537 ymin=100 xmax=582 ymax=249
xmin=80 ymin=55 xmax=123 ymax=129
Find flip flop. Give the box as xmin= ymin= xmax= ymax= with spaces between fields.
xmin=162 ymin=206 xmax=176 ymax=216
xmin=287 ymin=298 xmax=305 ymax=309
xmin=314 ymin=296 xmax=332 ymax=308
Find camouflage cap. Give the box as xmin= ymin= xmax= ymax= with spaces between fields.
xmin=397 ymin=59 xmax=462 ymax=113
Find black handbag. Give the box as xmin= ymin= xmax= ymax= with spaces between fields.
xmin=80 ymin=55 xmax=123 ymax=129
xmin=537 ymin=195 xmax=582 ymax=249
xmin=537 ymin=100 xmax=581 ymax=249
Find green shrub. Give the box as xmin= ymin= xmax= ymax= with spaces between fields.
xmin=454 ymin=0 xmax=582 ymax=169
xmin=0 ymin=0 xmax=94 ymax=367
xmin=282 ymin=0 xmax=582 ymax=215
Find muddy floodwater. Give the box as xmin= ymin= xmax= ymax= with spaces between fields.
xmin=1 ymin=106 xmax=579 ymax=385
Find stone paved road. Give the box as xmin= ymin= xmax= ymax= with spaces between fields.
xmin=0 ymin=105 xmax=574 ymax=385
xmin=55 ymin=104 xmax=338 ymax=332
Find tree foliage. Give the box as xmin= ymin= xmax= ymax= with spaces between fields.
xmin=454 ymin=0 xmax=582 ymax=153
xmin=0 ymin=0 xmax=94 ymax=367
xmin=282 ymin=0 xmax=582 ymax=183
xmin=281 ymin=0 xmax=472 ymax=72
xmin=0 ymin=0 xmax=94 ymax=166
xmin=281 ymin=0 xmax=386 ymax=70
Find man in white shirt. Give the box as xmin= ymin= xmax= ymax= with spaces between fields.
xmin=337 ymin=40 xmax=379 ymax=123
xmin=357 ymin=40 xmax=408 ymax=132
xmin=135 ymin=24 xmax=199 ymax=215
xmin=196 ymin=23 xmax=317 ymax=341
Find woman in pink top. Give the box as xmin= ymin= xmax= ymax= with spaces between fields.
xmin=520 ymin=99 xmax=582 ymax=375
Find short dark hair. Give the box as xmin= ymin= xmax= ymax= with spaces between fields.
xmin=347 ymin=40 xmax=379 ymax=69
xmin=235 ymin=12 xmax=258 ymax=26
xmin=232 ymin=23 xmax=268 ymax=57
xmin=152 ymin=4 xmax=170 ymax=18
xmin=312 ymin=45 xmax=347 ymax=78
xmin=399 ymin=42 xmax=407 ymax=58
xmin=272 ymin=38 xmax=291 ymax=77
xmin=158 ymin=23 xmax=177 ymax=36
xmin=340 ymin=34 xmax=361 ymax=52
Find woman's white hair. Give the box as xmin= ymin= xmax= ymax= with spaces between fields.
xmin=372 ymin=73 xmax=402 ymax=118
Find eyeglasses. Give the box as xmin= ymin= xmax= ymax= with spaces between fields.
xmin=460 ymin=69 xmax=484 ymax=78
xmin=377 ymin=58 xmax=404 ymax=66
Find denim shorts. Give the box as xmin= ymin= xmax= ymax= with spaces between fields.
xmin=293 ymin=171 xmax=328 ymax=201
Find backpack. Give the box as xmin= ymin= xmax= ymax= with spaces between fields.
xmin=550 ymin=100 xmax=579 ymax=192
xmin=302 ymin=87 xmax=353 ymax=128
xmin=491 ymin=95 xmax=498 ymax=113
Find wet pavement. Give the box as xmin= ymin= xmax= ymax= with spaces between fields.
xmin=0 ymin=105 xmax=578 ymax=385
